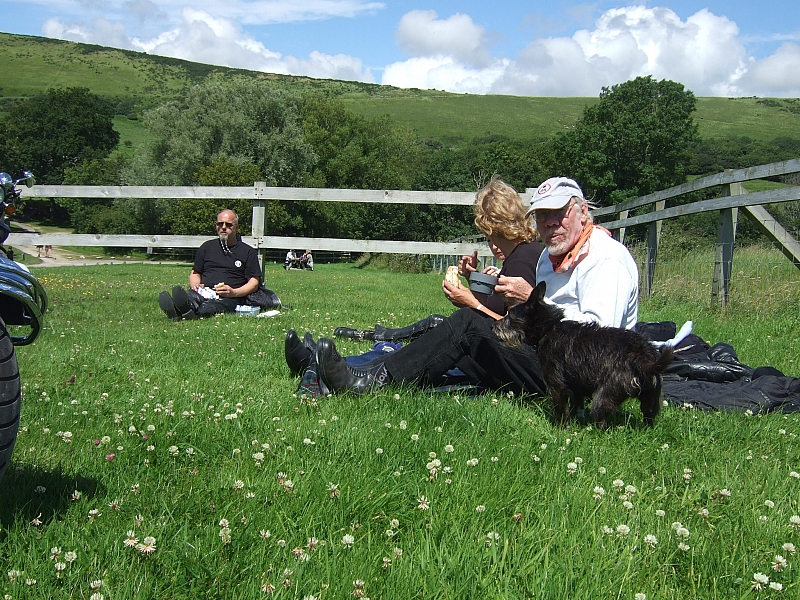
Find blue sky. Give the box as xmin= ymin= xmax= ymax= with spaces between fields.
xmin=1 ymin=1 xmax=799 ymax=96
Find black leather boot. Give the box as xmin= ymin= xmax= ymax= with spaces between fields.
xmin=373 ymin=314 xmax=446 ymax=341
xmin=316 ymin=338 xmax=392 ymax=394
xmin=285 ymin=330 xmax=313 ymax=377
xmin=333 ymin=327 xmax=375 ymax=341
xmin=334 ymin=314 xmax=447 ymax=343
xmin=158 ymin=291 xmax=179 ymax=321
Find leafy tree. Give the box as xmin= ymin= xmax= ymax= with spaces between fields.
xmin=59 ymin=154 xmax=134 ymax=233
xmin=0 ymin=87 xmax=119 ymax=184
xmin=551 ymin=76 xmax=699 ymax=204
xmin=292 ymin=95 xmax=423 ymax=239
xmin=166 ymin=156 xmax=263 ymax=235
xmin=124 ymin=76 xmax=315 ymax=189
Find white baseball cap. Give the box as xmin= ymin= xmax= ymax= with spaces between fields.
xmin=526 ymin=177 xmax=585 ymax=217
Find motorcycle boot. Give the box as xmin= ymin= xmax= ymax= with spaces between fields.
xmin=316 ymin=338 xmax=392 ymax=394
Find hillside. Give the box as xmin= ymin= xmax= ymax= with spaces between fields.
xmin=3 ymin=31 xmax=800 ymax=147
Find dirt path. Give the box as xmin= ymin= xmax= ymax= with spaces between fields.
xmin=7 ymin=220 xmax=188 ymax=268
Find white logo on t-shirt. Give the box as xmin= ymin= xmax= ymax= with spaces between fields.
xmin=234 ymin=260 xmax=242 ymax=268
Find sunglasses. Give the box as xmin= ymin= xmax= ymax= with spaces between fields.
xmin=216 ymin=221 xmax=236 ymax=228
xmin=534 ymin=201 xmax=576 ymax=223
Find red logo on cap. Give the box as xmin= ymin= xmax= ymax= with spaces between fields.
xmin=537 ymin=182 xmax=552 ymax=195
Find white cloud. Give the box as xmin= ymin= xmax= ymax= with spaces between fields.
xmin=43 ymin=17 xmax=133 ymax=49
xmin=382 ymin=56 xmax=507 ymax=94
xmin=395 ymin=10 xmax=492 ymax=67
xmin=384 ymin=6 xmax=797 ymax=97
xmin=737 ymin=43 xmax=800 ymax=97
xmin=43 ymin=7 xmax=375 ymax=83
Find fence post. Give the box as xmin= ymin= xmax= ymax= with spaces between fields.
xmin=616 ymin=209 xmax=629 ymax=243
xmin=711 ymin=183 xmax=742 ymax=305
xmin=641 ymin=200 xmax=666 ymax=298
xmin=252 ymin=182 xmax=267 ymax=275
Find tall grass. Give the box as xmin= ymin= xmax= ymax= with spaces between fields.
xmin=1 ymin=261 xmax=798 ymax=599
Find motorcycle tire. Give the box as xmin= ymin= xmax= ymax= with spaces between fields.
xmin=0 ymin=315 xmax=21 ymax=482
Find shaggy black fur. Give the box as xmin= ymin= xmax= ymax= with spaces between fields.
xmin=493 ymin=281 xmax=674 ymax=429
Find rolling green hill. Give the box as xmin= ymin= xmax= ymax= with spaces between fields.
xmin=3 ymin=31 xmax=800 ymax=148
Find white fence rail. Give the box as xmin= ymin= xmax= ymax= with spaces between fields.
xmin=13 ymin=184 xmax=494 ymax=260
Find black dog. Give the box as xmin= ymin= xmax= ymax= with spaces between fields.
xmin=493 ymin=281 xmax=673 ymax=429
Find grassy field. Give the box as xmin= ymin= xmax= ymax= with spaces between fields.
xmin=0 ymin=260 xmax=798 ymax=599
xmin=3 ymin=32 xmax=800 ymax=149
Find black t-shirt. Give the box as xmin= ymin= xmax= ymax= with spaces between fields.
xmin=474 ymin=240 xmax=543 ymax=315
xmin=193 ymin=238 xmax=261 ymax=289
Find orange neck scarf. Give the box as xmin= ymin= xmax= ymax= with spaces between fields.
xmin=548 ymin=222 xmax=611 ymax=273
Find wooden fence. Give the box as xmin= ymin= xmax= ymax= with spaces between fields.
xmin=589 ymin=159 xmax=800 ymax=304
xmin=10 ymin=159 xmax=800 ymax=305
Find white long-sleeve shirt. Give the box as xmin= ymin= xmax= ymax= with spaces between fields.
xmin=536 ymin=228 xmax=639 ymax=329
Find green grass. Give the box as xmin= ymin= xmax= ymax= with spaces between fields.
xmin=112 ymin=115 xmax=156 ymax=158
xmin=1 ymin=261 xmax=798 ymax=599
xmin=4 ymin=32 xmax=800 ymax=150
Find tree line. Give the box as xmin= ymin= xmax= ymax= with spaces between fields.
xmin=2 ymin=76 xmax=798 ymax=243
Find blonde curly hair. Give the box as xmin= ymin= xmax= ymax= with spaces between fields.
xmin=474 ymin=178 xmax=538 ymax=243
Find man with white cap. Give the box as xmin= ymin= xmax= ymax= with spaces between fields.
xmin=520 ymin=176 xmax=638 ymax=328
xmin=314 ymin=177 xmax=640 ymax=395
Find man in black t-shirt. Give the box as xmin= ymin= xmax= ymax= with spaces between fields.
xmin=158 ymin=209 xmax=262 ymax=320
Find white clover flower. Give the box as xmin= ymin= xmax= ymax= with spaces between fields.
xmin=593 ymin=486 xmax=605 ymax=499
xmin=612 ymin=479 xmax=624 ymax=490
xmin=644 ymin=534 xmax=658 ymax=548
xmin=751 ymin=572 xmax=769 ymax=591
xmin=782 ymin=542 xmax=796 ymax=554
xmin=790 ymin=515 xmax=800 ymax=530
xmin=417 ymin=495 xmax=430 ymax=510
xmin=772 ymin=555 xmax=788 ymax=571
xmin=602 ymin=525 xmax=614 ymax=535
xmin=719 ymin=488 xmax=732 ymax=498
xmin=466 ymin=458 xmax=479 ymax=467
xmin=219 ymin=527 xmax=232 ymax=544
xmin=444 ymin=444 xmax=454 ymax=453
xmin=677 ymin=542 xmax=690 ymax=552
xmin=625 ymin=484 xmax=637 ymax=495
xmin=765 ymin=500 xmax=775 ymax=509
xmin=475 ymin=505 xmax=486 ymax=513
xmin=769 ymin=581 xmax=783 ymax=591
xmin=410 ymin=434 xmax=419 ymax=441
xmin=375 ymin=448 xmax=383 ymax=455
xmin=676 ymin=527 xmax=690 ymax=540
xmin=635 ymin=594 xmax=646 ymax=600
xmin=615 ymin=524 xmax=630 ymax=537
xmin=623 ymin=501 xmax=634 ymax=510
xmin=341 ymin=534 xmax=355 ymax=548
xmin=567 ymin=462 xmax=578 ymax=474
xmin=598 ymin=467 xmax=606 ymax=474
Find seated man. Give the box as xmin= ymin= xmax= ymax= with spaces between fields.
xmin=285 ymin=249 xmax=297 ymax=270
xmin=159 ymin=209 xmax=262 ymax=320
xmin=315 ymin=177 xmax=639 ymax=395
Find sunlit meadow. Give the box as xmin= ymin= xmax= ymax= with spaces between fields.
xmin=1 ymin=261 xmax=798 ymax=599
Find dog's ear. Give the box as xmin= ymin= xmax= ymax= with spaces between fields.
xmin=534 ymin=280 xmax=546 ymax=302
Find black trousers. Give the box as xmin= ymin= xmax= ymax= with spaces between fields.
xmin=186 ymin=289 xmax=239 ymax=317
xmin=383 ymin=307 xmax=547 ymax=396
